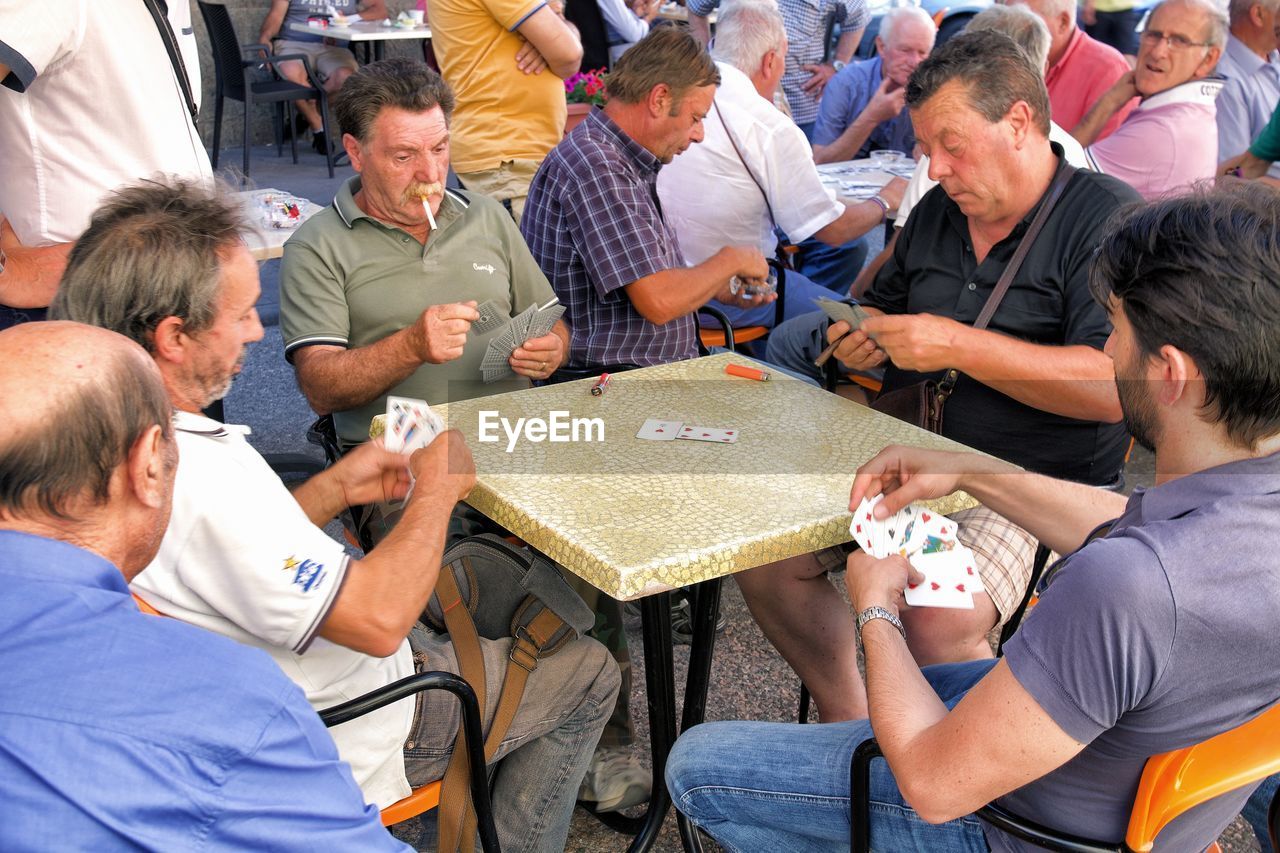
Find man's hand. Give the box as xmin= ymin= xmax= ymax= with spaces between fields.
xmin=711 ymin=246 xmax=774 ymax=309
xmin=844 ymin=550 xmax=923 ymax=614
xmin=410 ymin=301 xmax=480 ymax=364
xmin=1080 ymin=0 xmax=1097 ymax=26
xmin=801 ymin=62 xmax=838 ymax=98
xmin=877 ymin=176 xmax=908 ymax=212
xmin=409 ymin=429 xmax=477 ymax=503
xmin=635 ymin=0 xmax=663 ymax=22
xmin=864 ymin=76 xmax=907 ymax=124
xmin=849 ymin=444 xmax=975 ymax=519
xmin=515 ymin=38 xmax=550 ymax=75
xmin=1220 ymin=150 xmax=1272 ymax=178
xmin=334 ymin=439 xmax=413 ymax=507
xmin=511 ymin=331 xmax=565 ymax=380
xmin=859 ymin=313 xmax=968 ymax=373
xmin=828 ymin=319 xmax=887 ymax=371
xmin=1104 ymin=70 xmax=1139 ymax=105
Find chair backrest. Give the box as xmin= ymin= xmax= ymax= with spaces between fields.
xmin=1126 ymin=702 xmax=1280 ymax=852
xmin=197 ymin=1 xmax=247 ymax=101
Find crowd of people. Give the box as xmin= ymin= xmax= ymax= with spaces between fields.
xmin=3 ymin=0 xmax=1280 ymax=850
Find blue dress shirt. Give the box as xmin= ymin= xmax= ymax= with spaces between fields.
xmin=812 ymin=56 xmax=916 ymax=157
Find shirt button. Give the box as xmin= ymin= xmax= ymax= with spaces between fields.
xmin=967 ymin=282 xmax=977 ymax=291
xmin=402 ymin=237 xmax=409 ymax=243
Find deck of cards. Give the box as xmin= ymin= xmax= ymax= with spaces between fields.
xmin=850 ymin=494 xmax=983 ymax=609
xmin=636 ymin=418 xmax=738 ymax=444
xmin=384 ymin=395 xmax=444 ymax=454
xmin=477 ymin=297 xmax=565 ymax=384
xmin=816 ymin=297 xmax=874 ymax=336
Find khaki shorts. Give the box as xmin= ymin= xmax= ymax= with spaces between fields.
xmin=274 ymin=39 xmax=358 ymax=84
xmin=456 ymin=159 xmax=542 ymax=225
xmin=817 ymin=504 xmax=1036 ymax=625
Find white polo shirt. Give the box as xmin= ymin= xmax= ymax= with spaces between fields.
xmin=895 ymin=122 xmax=1090 ymax=228
xmin=0 ymin=0 xmax=212 ymax=245
xmin=657 ymin=62 xmax=843 ymax=264
xmin=133 ymin=412 xmax=415 ymax=809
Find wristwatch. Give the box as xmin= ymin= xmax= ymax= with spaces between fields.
xmin=832 ymin=59 xmax=847 ymax=71
xmin=856 ymin=605 xmax=905 ymax=641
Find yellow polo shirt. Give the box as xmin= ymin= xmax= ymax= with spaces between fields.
xmin=429 ymin=0 xmax=568 ymax=172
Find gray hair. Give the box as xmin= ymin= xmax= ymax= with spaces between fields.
xmin=1228 ymin=0 xmax=1280 ymax=25
xmin=1149 ymin=0 xmax=1229 ymax=48
xmin=967 ymin=4 xmax=1052 ymax=73
xmin=879 ymin=4 xmax=937 ymax=44
xmin=51 ymin=177 xmax=245 ymax=351
xmin=1015 ymin=0 xmax=1077 ymax=24
xmin=711 ymin=0 xmax=787 ymax=74
xmin=333 ymin=57 xmax=456 ymax=142
xmin=0 ymin=340 xmax=171 ymax=521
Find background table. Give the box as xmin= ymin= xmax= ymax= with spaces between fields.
xmin=237 ymin=189 xmax=323 ymax=261
xmin=286 ymin=20 xmax=432 ymax=62
xmin=375 ymin=353 xmax=980 ymax=851
xmin=818 ymin=156 xmax=917 ymax=206
xmin=658 ymin=3 xmax=716 ymax=23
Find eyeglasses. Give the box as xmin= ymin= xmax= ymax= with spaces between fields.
xmin=1139 ymin=29 xmax=1212 ymax=50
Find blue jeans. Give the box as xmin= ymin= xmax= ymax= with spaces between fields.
xmin=1245 ymin=773 xmax=1279 ymax=852
xmin=666 ymin=659 xmax=998 ymax=852
xmin=797 ymin=120 xmax=816 ymax=142
xmin=765 ymin=309 xmax=836 ymax=385
xmin=704 ymin=268 xmax=846 ymax=330
xmin=794 ymin=234 xmax=870 ymax=296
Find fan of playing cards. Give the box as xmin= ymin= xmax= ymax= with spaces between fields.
xmin=476 ymin=297 xmax=566 ymax=384
xmin=384 ymin=396 xmax=445 ymax=454
xmin=850 ymin=494 xmax=983 ymax=609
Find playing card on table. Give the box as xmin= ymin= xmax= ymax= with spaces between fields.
xmin=384 ymin=395 xmax=444 ymax=453
xmin=815 ymin=297 xmax=873 ymax=333
xmin=636 ymin=418 xmax=683 ymax=441
xmin=471 ymin=299 xmax=507 ymax=336
xmin=676 ymin=425 xmax=739 ymax=444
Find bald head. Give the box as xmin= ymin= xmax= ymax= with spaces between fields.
xmin=0 ymin=322 xmax=175 ymax=572
xmin=1009 ymin=0 xmax=1078 ymax=67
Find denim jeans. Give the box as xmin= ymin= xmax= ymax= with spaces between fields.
xmin=794 ymin=233 xmax=870 ymax=296
xmin=1244 ymin=773 xmax=1279 ymax=852
xmin=666 ymin=659 xmax=998 ymax=852
xmin=765 ymin=309 xmax=836 ymax=386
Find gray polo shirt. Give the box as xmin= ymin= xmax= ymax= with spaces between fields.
xmin=280 ymin=178 xmax=556 ymax=444
xmin=990 ymin=451 xmax=1280 ymax=851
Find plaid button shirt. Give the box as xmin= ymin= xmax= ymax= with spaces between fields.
xmin=522 ymin=108 xmax=696 ymax=369
xmin=688 ymin=0 xmax=868 ymax=126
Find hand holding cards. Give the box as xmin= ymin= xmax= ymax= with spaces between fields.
xmin=850 ymin=495 xmax=983 ymax=609
xmin=477 ymin=297 xmax=565 ymax=384
xmin=384 ymin=396 xmax=445 ymax=454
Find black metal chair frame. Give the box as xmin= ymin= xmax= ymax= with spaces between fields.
xmin=319 ymin=671 xmax=500 ymax=852
xmin=197 ymin=1 xmax=335 ymax=181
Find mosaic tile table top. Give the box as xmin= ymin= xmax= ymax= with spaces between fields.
xmin=371 ymin=353 xmax=981 ymax=600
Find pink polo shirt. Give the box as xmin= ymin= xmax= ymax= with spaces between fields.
xmin=1085 ymin=79 xmax=1223 ymax=200
xmin=1045 ymin=28 xmax=1136 ymax=140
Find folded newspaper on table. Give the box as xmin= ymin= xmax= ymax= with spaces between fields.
xmin=480 ymin=297 xmax=565 ymax=383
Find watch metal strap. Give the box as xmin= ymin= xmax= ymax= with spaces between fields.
xmin=856 ymin=605 xmax=905 ymax=641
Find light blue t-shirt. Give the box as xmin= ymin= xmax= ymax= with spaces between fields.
xmin=0 ymin=530 xmax=407 ymax=851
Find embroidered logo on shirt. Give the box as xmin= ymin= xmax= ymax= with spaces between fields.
xmin=283 ymin=555 xmax=327 ymax=593
xmin=473 ymin=262 xmax=496 ymax=275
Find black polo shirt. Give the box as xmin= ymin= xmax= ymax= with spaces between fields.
xmin=862 ymin=154 xmax=1139 ymax=485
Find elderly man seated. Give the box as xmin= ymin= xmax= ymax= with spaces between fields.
xmin=0 ymin=322 xmax=404 ymax=849
xmin=1214 ymin=0 xmax=1280 ymax=180
xmin=1072 ymin=0 xmax=1226 ymax=199
xmin=812 ymin=5 xmax=937 ymax=165
xmin=669 ymin=180 xmax=1280 ymax=853
xmin=657 ymin=0 xmax=906 ymax=335
xmin=52 ymin=177 xmax=619 ymax=852
xmin=750 ymin=31 xmax=1137 ymax=722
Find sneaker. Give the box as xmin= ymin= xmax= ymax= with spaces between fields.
xmin=578 ymin=745 xmax=651 ymax=812
xmin=670 ymin=596 xmax=727 ymax=646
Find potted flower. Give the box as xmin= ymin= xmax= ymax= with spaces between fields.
xmin=564 ymin=68 xmax=606 ymax=136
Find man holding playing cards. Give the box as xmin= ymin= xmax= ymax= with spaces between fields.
xmin=52 ymin=177 xmax=620 ymax=851
xmin=280 ymin=59 xmax=570 ymax=454
xmin=748 ymin=32 xmax=1138 ymax=722
xmin=669 ymin=181 xmax=1280 ymax=853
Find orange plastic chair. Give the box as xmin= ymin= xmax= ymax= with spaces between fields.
xmin=849 ymin=701 xmax=1280 ymax=852
xmin=130 ymin=594 xmax=497 ymax=848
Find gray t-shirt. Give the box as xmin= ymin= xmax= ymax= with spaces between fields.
xmin=991 ymin=452 xmax=1280 ymax=852
xmin=282 ymin=0 xmax=361 ymax=43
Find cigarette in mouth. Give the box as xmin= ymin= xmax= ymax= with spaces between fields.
xmin=420 ymin=196 xmax=437 ymax=231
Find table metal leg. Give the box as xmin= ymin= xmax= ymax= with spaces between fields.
xmin=628 ymin=591 xmax=677 ymax=853
xmin=675 ymin=578 xmax=722 ymax=853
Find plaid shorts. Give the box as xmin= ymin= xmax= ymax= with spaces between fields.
xmin=816 ymin=504 xmax=1036 ymax=625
